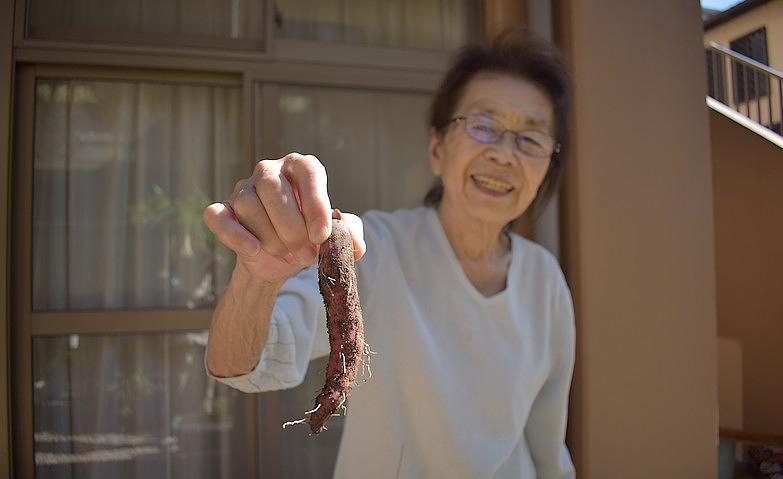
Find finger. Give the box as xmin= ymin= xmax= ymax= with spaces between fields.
xmin=202 ymin=202 xmax=261 ymax=257
xmin=280 ymin=154 xmax=332 ymax=245
xmin=230 ymin=185 xmax=290 ymax=260
xmin=254 ymin=162 xmax=314 ymax=264
xmin=339 ymin=212 xmax=366 ymax=261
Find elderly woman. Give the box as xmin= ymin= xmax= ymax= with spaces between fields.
xmin=203 ymin=29 xmax=575 ymax=479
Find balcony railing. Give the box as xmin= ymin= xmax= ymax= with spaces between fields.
xmin=706 ymin=42 xmax=782 ymax=135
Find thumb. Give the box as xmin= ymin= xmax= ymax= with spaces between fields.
xmin=337 ymin=212 xmax=366 ymax=261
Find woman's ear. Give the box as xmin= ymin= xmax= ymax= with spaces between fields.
xmin=428 ymin=127 xmax=444 ymax=176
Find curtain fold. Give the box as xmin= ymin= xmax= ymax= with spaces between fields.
xmin=32 ymin=79 xmax=248 ymax=478
xmin=275 ymin=0 xmax=479 ymax=49
xmin=27 ymin=0 xmax=266 ymax=48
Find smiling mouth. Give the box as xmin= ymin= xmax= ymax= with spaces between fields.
xmin=471 ymin=174 xmax=514 ymax=193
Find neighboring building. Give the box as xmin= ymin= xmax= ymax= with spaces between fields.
xmin=703 ymin=7 xmax=722 ymax=23
xmin=704 ymin=0 xmax=782 ymax=133
xmin=704 ymin=0 xmax=782 ymax=70
xmin=703 ymin=1 xmax=783 ymax=474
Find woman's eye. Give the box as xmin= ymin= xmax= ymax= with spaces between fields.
xmin=519 ymin=134 xmax=543 ymax=147
xmin=472 ymin=123 xmax=497 ymax=134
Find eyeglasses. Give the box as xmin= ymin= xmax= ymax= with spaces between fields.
xmin=449 ymin=114 xmax=560 ymax=158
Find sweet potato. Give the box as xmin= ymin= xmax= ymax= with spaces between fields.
xmin=283 ymin=211 xmax=372 ymax=435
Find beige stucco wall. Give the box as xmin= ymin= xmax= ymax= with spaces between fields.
xmin=711 ymin=109 xmax=783 ymax=437
xmin=556 ymin=0 xmax=718 ymax=477
xmin=704 ymin=0 xmax=783 ymax=71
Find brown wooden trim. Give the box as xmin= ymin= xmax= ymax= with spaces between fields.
xmin=242 ymin=71 xmax=254 ymax=166
xmin=12 ymin=0 xmax=25 ymax=47
xmin=247 ymin=62 xmax=441 ymax=93
xmin=15 ymin=43 xmax=258 ymax=73
xmin=484 ymin=0 xmax=528 ymax=37
xmin=26 ymin=26 xmax=266 ymax=53
xmin=15 ymin=39 xmax=272 ymax=66
xmin=259 ymin=83 xmax=280 ymax=159
xmin=1 ymin=0 xmax=14 ymax=475
xmin=15 ymin=47 xmax=442 ymax=93
xmin=15 ymin=37 xmax=453 ymax=75
xmin=11 ymin=64 xmax=35 ymax=479
xmin=32 ymin=64 xmax=241 ymax=86
xmin=31 ymin=310 xmax=213 ymax=336
xmin=263 ymin=0 xmax=275 ymax=58
xmin=720 ymin=428 xmax=783 ymax=447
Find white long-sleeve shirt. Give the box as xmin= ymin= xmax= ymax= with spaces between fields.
xmin=207 ymin=207 xmax=576 ymax=479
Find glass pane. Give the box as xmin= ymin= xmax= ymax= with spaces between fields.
xmin=252 ymin=84 xmax=431 ymax=476
xmin=255 ymin=357 xmax=346 ymax=478
xmin=274 ymin=0 xmax=480 ymax=50
xmin=259 ymin=84 xmax=432 ymax=214
xmin=33 ymin=332 xmax=252 ymax=478
xmin=33 ymin=79 xmax=243 ymax=311
xmin=27 ymin=0 xmax=265 ymax=51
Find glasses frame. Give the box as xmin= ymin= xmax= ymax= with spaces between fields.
xmin=449 ymin=114 xmax=560 ymax=158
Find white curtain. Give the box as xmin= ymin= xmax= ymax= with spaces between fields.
xmin=273 ymin=84 xmax=433 ymax=214
xmin=32 ymin=79 xmax=248 ymax=478
xmin=252 ymin=84 xmax=432 ymax=477
xmin=275 ymin=0 xmax=479 ymax=50
xmin=27 ymin=0 xmax=266 ymax=45
xmin=33 ymin=80 xmax=241 ymax=311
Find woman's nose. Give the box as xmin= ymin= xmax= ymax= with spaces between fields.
xmin=490 ymin=132 xmax=518 ymax=165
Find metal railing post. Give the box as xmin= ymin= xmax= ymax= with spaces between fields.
xmin=706 ymin=42 xmax=782 ymax=136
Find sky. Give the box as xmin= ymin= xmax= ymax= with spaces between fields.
xmin=700 ymin=0 xmax=744 ymax=10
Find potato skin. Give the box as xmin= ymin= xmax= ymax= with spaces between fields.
xmin=309 ymin=217 xmax=365 ymax=434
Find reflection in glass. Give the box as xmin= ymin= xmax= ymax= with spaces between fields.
xmin=251 ymin=83 xmax=433 ymax=477
xmin=33 ymin=80 xmax=243 ymax=311
xmin=274 ymin=0 xmax=480 ymax=50
xmin=33 ymin=332 xmax=252 ymax=478
xmin=258 ymin=84 xmax=433 ymax=215
xmin=28 ymin=0 xmax=266 ymax=50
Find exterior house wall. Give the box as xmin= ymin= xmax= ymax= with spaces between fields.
xmin=703 ymin=1 xmax=783 ymax=132
xmin=710 ymin=108 xmax=783 ymax=437
xmin=557 ymin=0 xmax=718 ymax=476
xmin=704 ymin=0 xmax=783 ymax=70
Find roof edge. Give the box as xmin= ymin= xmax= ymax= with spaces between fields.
xmin=704 ymin=0 xmax=772 ymax=31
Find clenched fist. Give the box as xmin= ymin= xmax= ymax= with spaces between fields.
xmin=203 ymin=153 xmax=366 ymax=282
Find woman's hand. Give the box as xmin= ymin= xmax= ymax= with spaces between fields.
xmin=203 ymin=153 xmax=366 ymax=283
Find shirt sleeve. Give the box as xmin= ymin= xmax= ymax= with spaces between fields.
xmin=524 ymin=273 xmax=577 ymax=479
xmin=204 ymin=265 xmax=329 ymax=393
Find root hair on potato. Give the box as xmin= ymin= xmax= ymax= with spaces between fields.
xmin=282 ymin=418 xmax=308 ymax=429
xmin=284 ymin=213 xmax=370 ymax=435
xmin=304 ymin=404 xmax=321 ymax=415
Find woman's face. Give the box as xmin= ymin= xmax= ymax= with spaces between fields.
xmin=429 ymin=73 xmax=555 ymax=228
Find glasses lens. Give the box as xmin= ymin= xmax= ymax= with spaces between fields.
xmin=516 ymin=131 xmax=555 ymax=158
xmin=464 ymin=116 xmax=500 ymax=144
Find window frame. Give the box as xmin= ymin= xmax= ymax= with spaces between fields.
xmin=10 ymin=0 xmax=478 ymax=476
xmin=729 ymin=26 xmax=769 ymax=104
xmin=11 ymin=65 xmax=260 ymax=479
xmin=14 ymin=0 xmax=480 ymax=72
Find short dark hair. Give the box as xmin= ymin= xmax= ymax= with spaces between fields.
xmin=423 ymin=27 xmax=571 ymax=222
